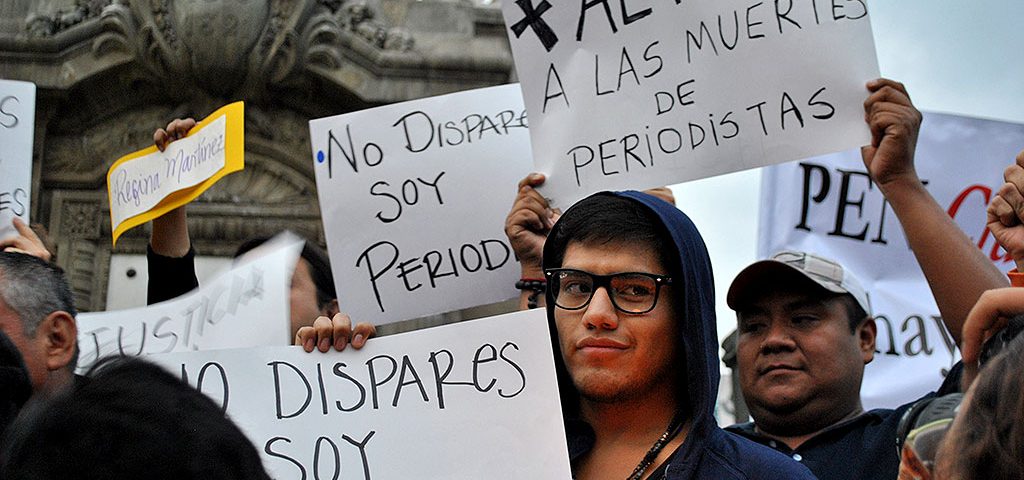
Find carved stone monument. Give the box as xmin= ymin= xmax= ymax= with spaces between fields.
xmin=0 ymin=0 xmax=514 ymax=313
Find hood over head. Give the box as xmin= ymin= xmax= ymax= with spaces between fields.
xmin=542 ymin=190 xmax=719 ymax=436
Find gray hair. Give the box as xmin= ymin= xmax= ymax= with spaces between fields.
xmin=0 ymin=252 xmax=78 ymax=370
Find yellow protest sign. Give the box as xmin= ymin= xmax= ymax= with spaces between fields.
xmin=107 ymin=102 xmax=244 ymax=246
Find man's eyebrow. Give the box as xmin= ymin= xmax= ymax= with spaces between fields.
xmin=737 ymin=305 xmax=768 ymax=317
xmin=783 ymin=298 xmax=829 ymax=312
xmin=736 ymin=294 xmax=831 ymax=316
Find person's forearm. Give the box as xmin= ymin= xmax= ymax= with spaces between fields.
xmin=150 ymin=207 xmax=191 ymax=258
xmin=881 ymin=175 xmax=1008 ymax=345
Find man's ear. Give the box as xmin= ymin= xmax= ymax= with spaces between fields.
xmin=39 ymin=311 xmax=77 ymax=372
xmin=858 ymin=317 xmax=877 ymax=364
xmin=322 ymin=299 xmax=340 ymax=319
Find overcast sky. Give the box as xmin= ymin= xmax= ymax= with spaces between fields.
xmin=671 ymin=0 xmax=1024 ymax=345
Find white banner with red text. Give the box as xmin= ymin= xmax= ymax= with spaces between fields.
xmin=758 ymin=112 xmax=1024 ymax=409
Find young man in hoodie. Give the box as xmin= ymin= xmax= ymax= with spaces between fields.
xmin=539 ymin=191 xmax=814 ymax=479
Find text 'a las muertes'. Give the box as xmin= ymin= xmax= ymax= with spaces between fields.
xmin=502 ymin=0 xmax=878 ymax=205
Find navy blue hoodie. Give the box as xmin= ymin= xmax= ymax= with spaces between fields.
xmin=543 ymin=191 xmax=815 ymax=480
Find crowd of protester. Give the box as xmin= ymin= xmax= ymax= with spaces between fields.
xmin=0 ymin=76 xmax=1022 ymax=479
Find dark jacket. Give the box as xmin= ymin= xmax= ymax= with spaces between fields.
xmin=544 ymin=191 xmax=815 ymax=480
xmin=0 ymin=331 xmax=31 ymax=445
xmin=146 ymin=244 xmax=199 ymax=305
xmin=726 ymin=363 xmax=960 ymax=479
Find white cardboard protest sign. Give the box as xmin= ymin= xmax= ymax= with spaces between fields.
xmin=310 ymin=84 xmax=532 ymax=325
xmin=758 ymin=112 xmax=1024 ymax=409
xmin=75 ymin=236 xmax=303 ymax=374
xmin=501 ymin=0 xmax=879 ymax=208
xmin=148 ymin=309 xmax=571 ymax=480
xmin=0 ymin=80 xmax=35 ymax=241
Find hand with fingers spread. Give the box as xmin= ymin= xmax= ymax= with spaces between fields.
xmin=860 ymin=78 xmax=923 ymax=190
xmin=987 ymin=149 xmax=1024 ymax=271
xmin=505 ymin=173 xmax=558 ymax=278
xmin=1 ymin=218 xmax=52 ymax=262
xmin=295 ymin=313 xmax=377 ymax=353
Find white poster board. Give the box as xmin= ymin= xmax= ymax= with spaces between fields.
xmin=501 ymin=0 xmax=879 ymax=207
xmin=76 ymin=236 xmax=303 ymax=374
xmin=310 ymin=84 xmax=532 ymax=325
xmin=0 ymin=80 xmax=35 ymax=241
xmin=148 ymin=309 xmax=572 ymax=480
xmin=758 ymin=112 xmax=1024 ymax=409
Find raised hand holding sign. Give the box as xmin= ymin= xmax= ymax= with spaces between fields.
xmin=107 ymin=102 xmax=244 ymax=246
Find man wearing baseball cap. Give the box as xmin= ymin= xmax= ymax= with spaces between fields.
xmin=725 ymin=251 xmax=880 ymax=476
xmin=723 ymin=79 xmax=1009 ymax=480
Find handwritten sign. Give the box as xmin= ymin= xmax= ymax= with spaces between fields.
xmin=502 ymin=0 xmax=879 ymax=207
xmin=148 ymin=309 xmax=571 ymax=479
xmin=107 ymin=102 xmax=244 ymax=246
xmin=0 ymin=80 xmax=35 ymax=241
xmin=75 ymin=236 xmax=302 ymax=374
xmin=309 ymin=85 xmax=532 ymax=325
xmin=758 ymin=113 xmax=1024 ymax=409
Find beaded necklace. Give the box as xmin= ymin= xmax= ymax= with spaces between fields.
xmin=626 ymin=414 xmax=685 ymax=480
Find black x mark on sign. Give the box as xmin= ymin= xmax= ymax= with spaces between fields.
xmin=510 ymin=0 xmax=559 ymax=52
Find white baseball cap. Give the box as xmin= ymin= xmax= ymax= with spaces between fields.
xmin=726 ymin=250 xmax=872 ymax=316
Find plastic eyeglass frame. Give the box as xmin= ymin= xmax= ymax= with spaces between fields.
xmin=543 ymin=268 xmax=673 ymax=314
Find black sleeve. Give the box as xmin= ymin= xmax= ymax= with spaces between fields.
xmin=0 ymin=331 xmax=32 ymax=441
xmin=146 ymin=244 xmax=200 ymax=305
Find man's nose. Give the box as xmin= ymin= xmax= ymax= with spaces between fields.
xmin=582 ymin=287 xmax=620 ymax=330
xmin=760 ymin=321 xmax=796 ymax=354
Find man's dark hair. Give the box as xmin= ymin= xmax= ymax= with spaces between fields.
xmin=543 ymin=193 xmax=679 ymax=277
xmin=0 ymin=356 xmax=270 ymax=479
xmin=0 ymin=252 xmax=78 ymax=370
xmin=235 ymin=235 xmax=336 ymax=310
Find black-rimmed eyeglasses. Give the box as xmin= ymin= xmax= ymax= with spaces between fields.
xmin=544 ymin=268 xmax=673 ymax=314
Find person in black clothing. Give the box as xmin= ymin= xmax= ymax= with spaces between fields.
xmin=0 ymin=331 xmax=31 ymax=445
xmin=0 ymin=356 xmax=271 ymax=480
xmin=724 ymin=79 xmax=1009 ymax=480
